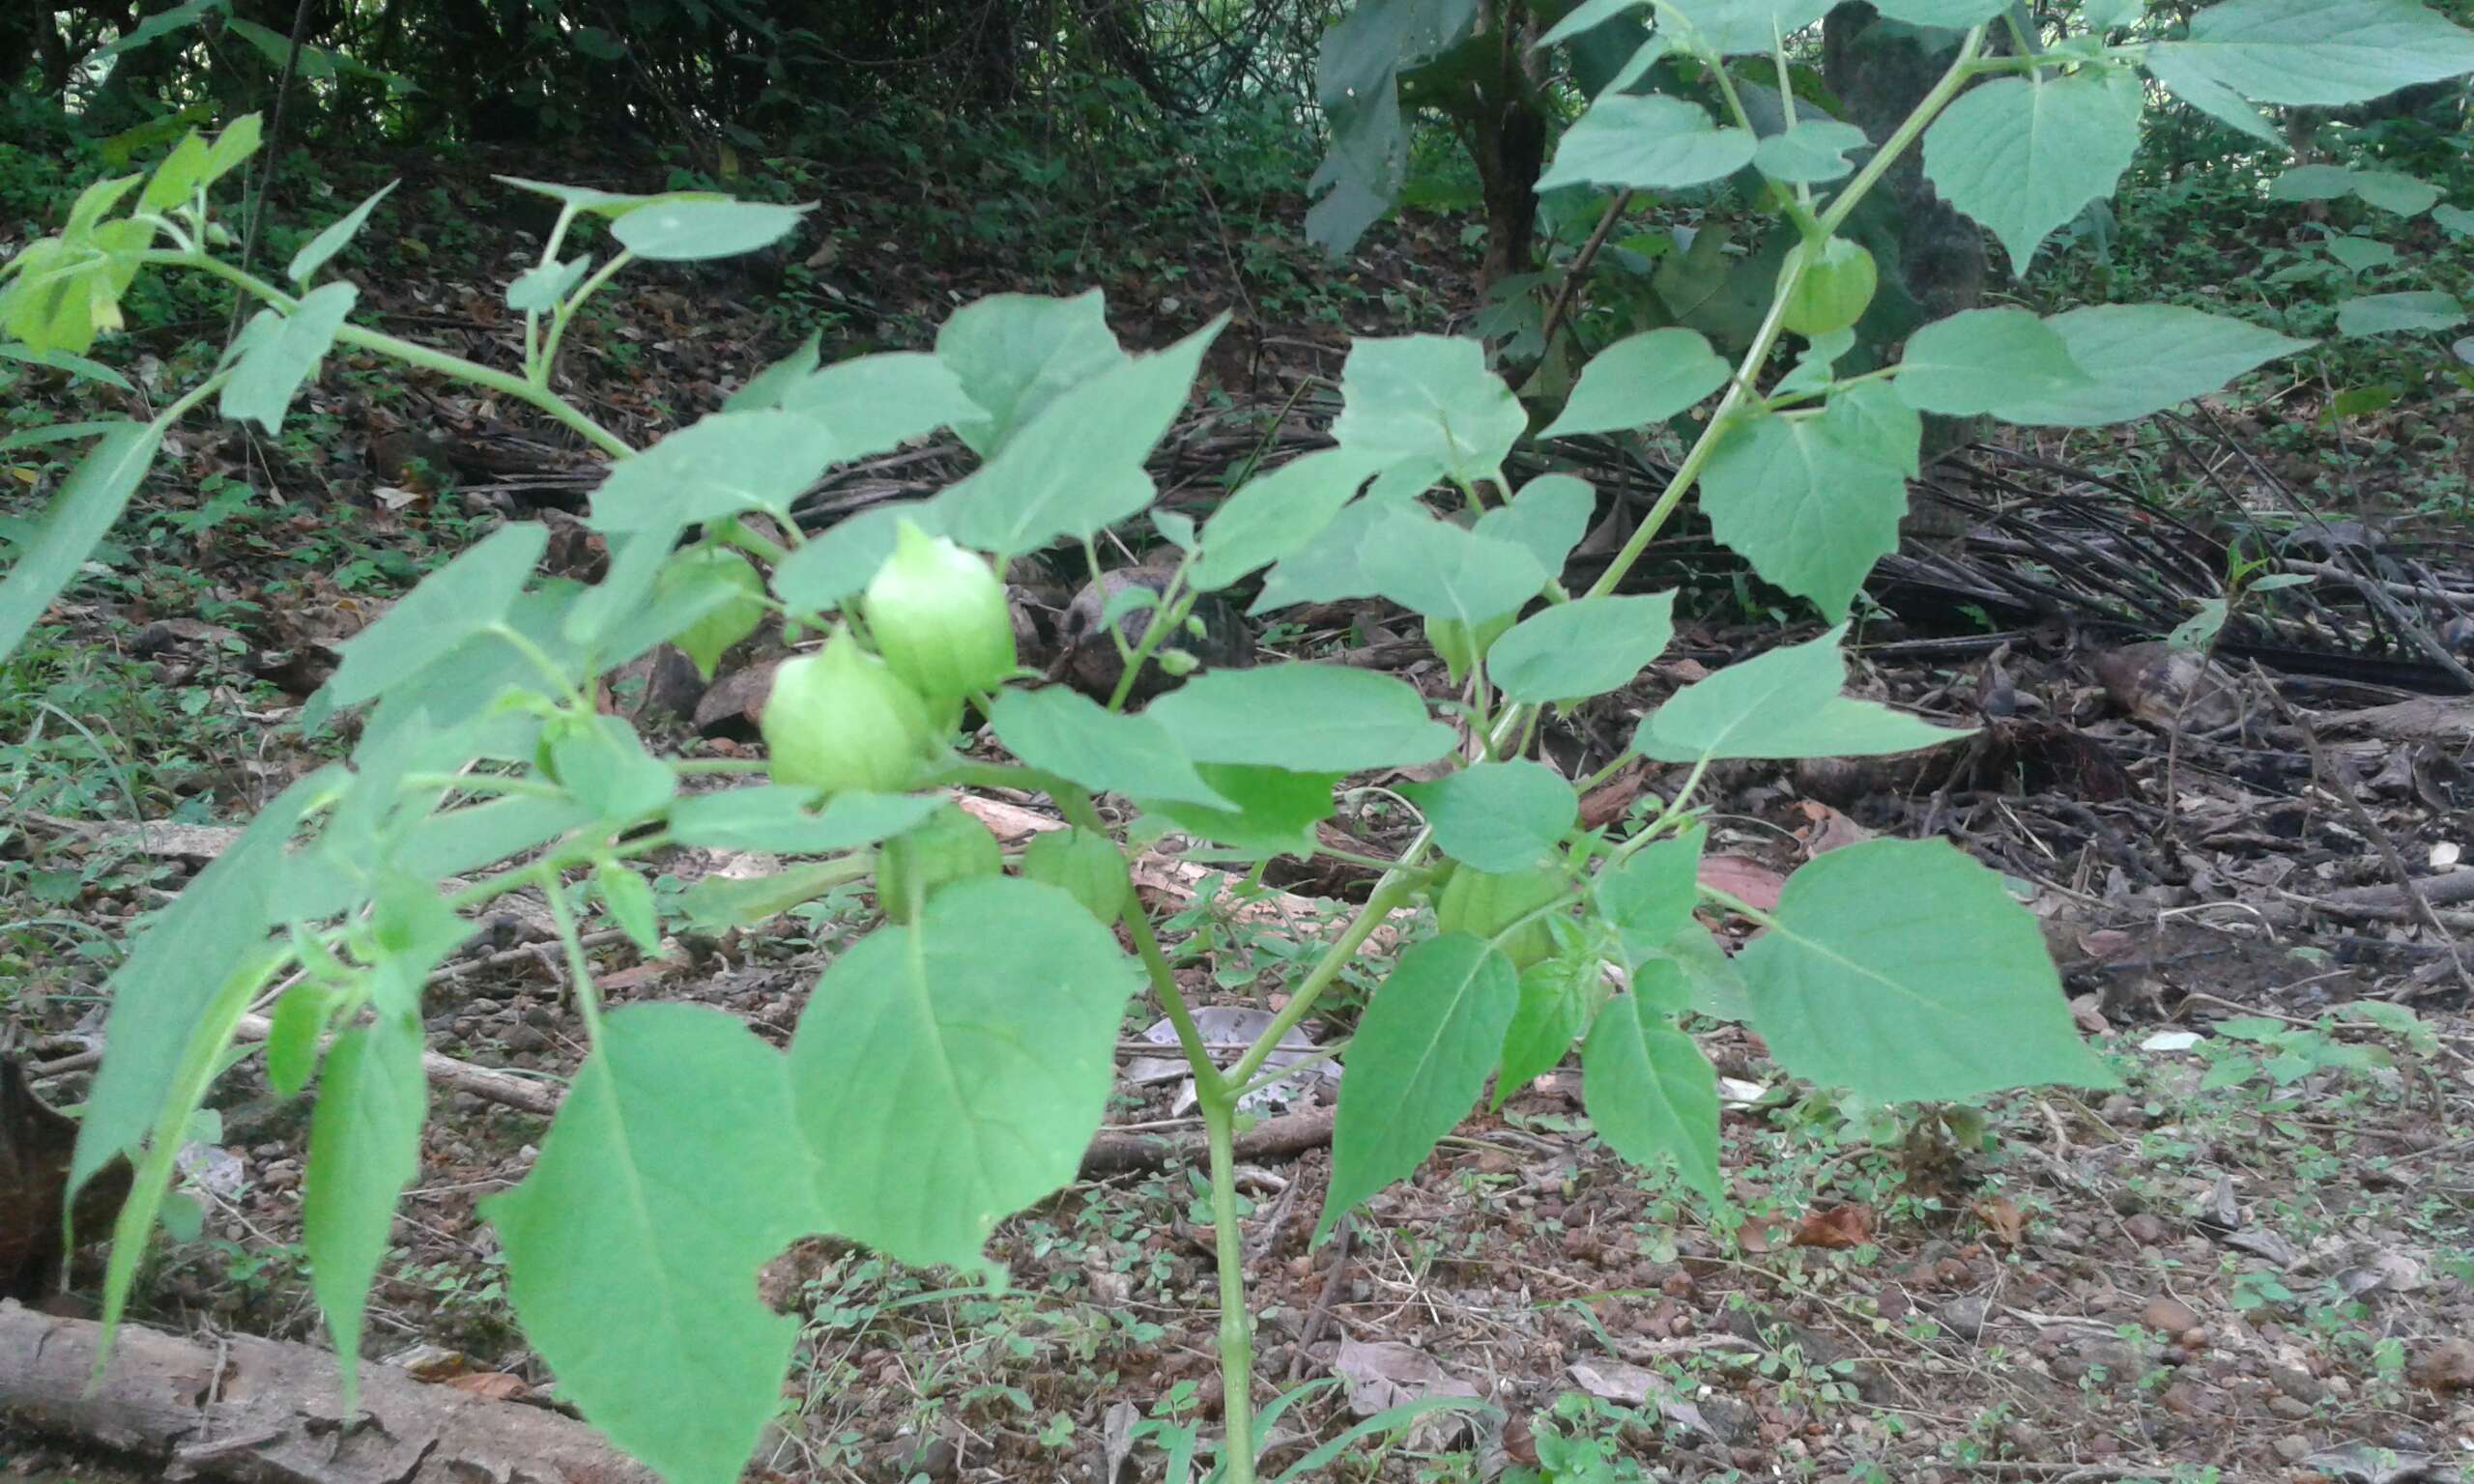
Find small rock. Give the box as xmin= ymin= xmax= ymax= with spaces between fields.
xmin=2143 ymin=1294 xmax=2201 ymax=1333
xmin=2266 ymin=1396 xmax=2312 ymax=1421
xmin=2124 ymin=1213 xmax=2169 ymax=1244
xmin=2268 ymin=1366 xmax=2327 ymax=1405
xmin=1939 ymin=1295 xmax=1991 ymax=1336
xmin=2407 ymin=1336 xmax=2474 ymax=1391
xmin=500 ymin=1024 xmax=550 ymax=1054
xmin=2273 ymin=1436 xmax=2312 ymax=1465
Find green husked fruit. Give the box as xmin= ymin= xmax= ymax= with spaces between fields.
xmin=877 ymin=803 xmax=1002 ymax=923
xmin=862 ymin=520 xmax=1018 ymax=700
xmin=1021 ymin=827 xmax=1131 ymax=926
xmin=1433 ymin=859 xmax=1569 ymax=969
xmin=1424 ymin=612 xmax=1517 ymax=687
xmin=759 ymin=626 xmax=936 ymax=798
xmin=664 ymin=547 xmax=768 ymax=680
xmin=1777 ymin=236 xmax=1878 ymax=339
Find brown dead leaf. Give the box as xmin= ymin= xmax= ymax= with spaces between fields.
xmin=1790 ymin=1204 xmax=1875 ymax=1249
xmin=444 ymin=1371 xmax=533 ymax=1401
xmin=1974 ymin=1195 xmax=2027 ymax=1246
xmin=1792 ymin=800 xmax=1871 ymax=856
xmin=1698 ymin=854 xmax=1786 ymax=912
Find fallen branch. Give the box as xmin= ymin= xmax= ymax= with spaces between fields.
xmin=1079 ymin=1106 xmax=1336 ymax=1177
xmin=230 ymin=1014 xmax=562 ymax=1118
xmin=0 ymin=1300 xmax=658 ymax=1484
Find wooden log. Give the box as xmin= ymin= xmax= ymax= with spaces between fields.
xmin=0 ymin=1300 xmax=657 ymax=1484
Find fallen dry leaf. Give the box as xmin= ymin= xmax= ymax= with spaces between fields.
xmin=1974 ymin=1195 xmax=2027 ymax=1246
xmin=1791 ymin=1204 xmax=1875 ymax=1249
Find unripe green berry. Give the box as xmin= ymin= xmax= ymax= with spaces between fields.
xmin=760 ymin=626 xmax=937 ymax=798
xmin=862 ymin=521 xmax=1017 ymax=700
xmin=1433 ymin=859 xmax=1568 ymax=969
xmin=877 ymin=803 xmax=1002 ymax=924
xmin=1021 ymin=827 xmax=1131 ymax=926
xmin=1777 ymin=236 xmax=1879 ymax=339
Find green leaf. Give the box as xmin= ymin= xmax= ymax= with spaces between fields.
xmin=0 ymin=347 xmax=133 ymax=394
xmin=1194 ymin=447 xmax=1389 ymax=591
xmin=1488 ymin=592 xmax=1676 ymax=705
xmin=218 ymin=282 xmax=357 ymax=435
xmin=288 ymin=180 xmax=398 ymax=284
xmin=487 ymin=1005 xmax=818 ymax=1484
xmin=493 ymin=175 xmax=690 ymax=219
xmin=201 ymin=114 xmax=264 ymax=184
xmin=137 ymin=129 xmax=213 ymax=213
xmin=988 ymin=687 xmax=1234 ymax=809
xmin=1362 ymin=507 xmax=1547 ymax=630
xmin=1922 ymin=68 xmax=2143 ymax=272
xmin=2140 ymin=0 xmax=2474 ymax=107
xmin=1401 ymin=760 xmax=1577 ymax=872
xmin=548 ymin=714 xmax=675 ymax=821
xmin=1637 ymin=624 xmax=1969 ymax=761
xmin=1581 ymin=995 xmax=1721 ymax=1197
xmin=789 ymin=877 xmax=1138 ymax=1270
xmin=721 ymin=332 xmax=821 ymax=413
xmin=1537 ymin=95 xmax=1758 ymax=193
xmin=1144 ymin=663 xmax=1456 ymax=771
xmin=1736 ymin=839 xmax=2118 ymax=1100
xmin=609 ymin=198 xmax=809 ymax=261
xmin=2266 ymin=163 xmax=2361 ymax=201
xmin=317 ymin=523 xmax=548 ymax=712
xmin=1140 ymin=764 xmax=1340 ymax=857
xmin=676 ymin=861 xmax=857 ymax=931
xmin=264 ymin=983 xmax=339 ymax=1098
xmin=1494 ymin=950 xmax=1600 ymax=1108
xmin=939 ymin=317 xmax=1223 ymax=556
xmin=303 ymin=1010 xmax=427 ymax=1411
xmin=1595 ymin=825 xmax=1705 ymax=967
xmin=1983 ymin=304 xmax=2311 ymax=425
xmin=590 ymin=411 xmax=842 ymax=533
xmin=1334 ymin=334 xmax=1528 ymax=486
xmin=596 ymin=861 xmax=662 ymax=955
xmin=935 ymin=291 xmax=1131 ymax=458
xmin=0 ymin=420 xmax=162 ymax=659
xmin=669 ymin=786 xmax=940 ymax=853
xmin=98 ymin=0 xmax=230 ymax=59
xmin=73 ymin=771 xmax=327 ymax=1193
xmin=1251 ymin=499 xmax=1396 ymax=615
xmin=2434 ymin=203 xmax=2474 ymax=237
xmin=505 ymin=257 xmax=590 ymax=314
xmin=1644 ymin=927 xmax=1751 ymax=1021
xmin=1860 ymin=0 xmax=2009 ymax=22
xmin=1320 ymin=933 xmax=1521 ymax=1239
xmin=1474 ymin=474 xmax=1597 ymax=576
xmin=1540 ymin=328 xmax=1731 ymax=440
xmin=1698 ymin=407 xmax=1908 ymax=618
xmin=2143 ymin=47 xmax=2287 ymax=145
xmin=1539 ymin=0 xmax=1645 ymax=46
xmin=1656 ymin=0 xmax=1831 ymax=56
xmin=1752 ymin=119 xmax=1870 ymax=184
xmin=365 ymin=871 xmax=478 ymax=1018
xmin=779 ymin=352 xmax=985 ymax=464
xmin=2336 ymin=291 xmax=2467 ymax=335
xmin=2324 ymin=236 xmax=2399 ymax=273
xmin=1896 ymin=307 xmax=2095 ymax=415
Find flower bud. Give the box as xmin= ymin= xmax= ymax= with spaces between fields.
xmin=1424 ymin=612 xmax=1517 ymax=687
xmin=664 ymin=547 xmax=767 ymax=680
xmin=862 ymin=521 xmax=1017 ymax=700
xmin=1021 ymin=827 xmax=1131 ymax=926
xmin=877 ymin=803 xmax=1002 ymax=924
xmin=760 ymin=626 xmax=936 ymax=798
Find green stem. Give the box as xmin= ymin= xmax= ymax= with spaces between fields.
xmin=147 ymin=249 xmax=635 ymax=458
xmin=1816 ymin=27 xmax=1986 ymax=240
xmin=1055 ymin=786 xmax=1226 ymax=1095
xmin=1107 ymin=550 xmax=1201 ymax=713
xmin=1198 ymin=1085 xmax=1258 ymax=1484
xmin=1224 ymin=866 xmax=1421 ymax=1090
xmin=537 ymin=249 xmax=636 ymax=383
xmin=538 ymin=861 xmax=607 ymax=1041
